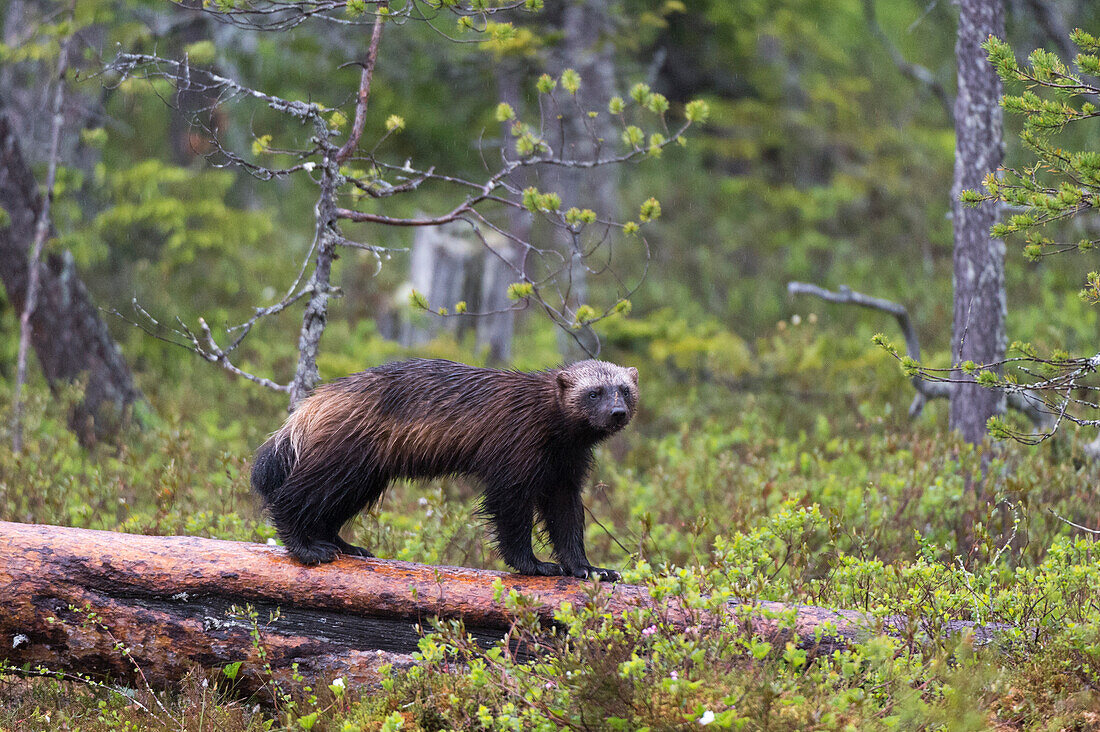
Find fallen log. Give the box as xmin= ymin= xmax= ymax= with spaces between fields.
xmin=0 ymin=521 xmax=1005 ymax=692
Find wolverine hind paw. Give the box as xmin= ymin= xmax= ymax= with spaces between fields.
xmin=514 ymin=560 xmax=565 ymax=577
xmin=287 ymin=539 xmax=340 ymax=565
xmin=335 ymin=537 xmax=375 ymax=558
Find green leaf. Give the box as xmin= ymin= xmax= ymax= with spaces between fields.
xmin=561 ymin=68 xmax=581 ymax=94
xmin=328 ymin=110 xmax=348 ymax=130
xmin=684 ymin=99 xmax=710 ymax=123
xmin=645 ymin=92 xmax=669 ymax=114
xmin=639 ymin=197 xmax=661 ymax=222
xmin=507 ymin=282 xmax=534 ymax=300
xmin=251 ymin=134 xmax=273 ymax=156
xmin=621 ymin=125 xmax=644 ymax=148
xmin=976 ymin=369 xmax=999 ymax=387
xmin=536 ymin=73 xmax=556 ymax=94
xmin=574 ymin=304 xmax=598 ymax=326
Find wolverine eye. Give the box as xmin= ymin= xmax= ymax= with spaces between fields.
xmin=587 ymin=390 xmax=599 ymax=401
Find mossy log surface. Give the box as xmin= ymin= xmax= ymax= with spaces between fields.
xmin=0 ymin=521 xmax=1006 ymax=691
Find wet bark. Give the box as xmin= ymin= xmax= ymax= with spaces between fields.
xmin=0 ymin=114 xmax=142 ymax=444
xmin=0 ymin=521 xmax=1013 ymax=692
xmin=288 ymin=9 xmax=385 ymax=409
xmin=950 ymin=0 xmax=1006 ymax=444
xmin=288 ymin=172 xmax=337 ymax=409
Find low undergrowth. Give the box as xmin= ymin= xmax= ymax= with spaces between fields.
xmin=1 ymin=360 xmax=1099 ymax=729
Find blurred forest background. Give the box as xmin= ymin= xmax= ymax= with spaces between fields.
xmin=4 ymin=0 xmax=1100 ymax=729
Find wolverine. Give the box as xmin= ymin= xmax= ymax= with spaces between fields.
xmin=251 ymin=358 xmax=638 ymax=580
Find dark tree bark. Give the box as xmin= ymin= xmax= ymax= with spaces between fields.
xmin=0 ymin=114 xmax=142 ymax=444
xmin=950 ymin=0 xmax=1006 ymax=444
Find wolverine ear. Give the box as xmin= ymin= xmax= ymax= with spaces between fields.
xmin=557 ymin=371 xmax=575 ymax=393
xmin=627 ymin=367 xmax=638 ymax=385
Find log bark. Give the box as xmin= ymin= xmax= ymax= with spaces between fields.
xmin=0 ymin=114 xmax=143 ymax=444
xmin=0 ymin=521 xmax=1008 ymax=693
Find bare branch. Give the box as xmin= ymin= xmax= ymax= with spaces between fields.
xmin=111 ymin=301 xmax=290 ymax=393
xmin=103 ymin=32 xmax=698 ymax=406
xmin=1048 ymin=507 xmax=1100 ymax=536
xmin=788 ymin=281 xmax=1051 ymax=428
xmin=788 ymin=281 xmax=946 ymax=417
xmin=175 ymin=0 xmax=531 ymax=33
xmin=862 ymin=0 xmax=954 ymax=122
xmin=335 ymin=2 xmax=387 ymax=164
xmin=107 ymin=52 xmax=327 ymax=123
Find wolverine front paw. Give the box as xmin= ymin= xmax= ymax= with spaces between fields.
xmin=562 ymin=564 xmax=621 ymax=582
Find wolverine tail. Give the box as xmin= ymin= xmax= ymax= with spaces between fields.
xmin=251 ymin=434 xmax=294 ymax=503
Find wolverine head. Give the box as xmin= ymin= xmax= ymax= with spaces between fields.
xmin=556 ymin=360 xmax=639 ymax=436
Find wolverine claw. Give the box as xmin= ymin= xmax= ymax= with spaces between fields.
xmin=593 ymin=567 xmax=621 ymax=582
xmin=565 ymin=565 xmax=620 ymax=582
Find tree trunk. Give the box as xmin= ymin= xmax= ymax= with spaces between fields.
xmin=401 ymin=221 xmax=477 ymax=347
xmin=546 ymin=0 xmax=619 ymax=359
xmin=950 ymin=0 xmax=1006 ymax=444
xmin=0 ymin=521 xmax=1012 ymax=692
xmin=288 ymin=133 xmax=341 ymax=409
xmin=477 ymin=62 xmax=531 ymax=365
xmin=477 ymin=229 xmax=524 ymax=364
xmin=0 ymin=114 xmax=142 ymax=444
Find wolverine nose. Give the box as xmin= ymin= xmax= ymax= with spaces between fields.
xmin=610 ymin=406 xmax=628 ymax=423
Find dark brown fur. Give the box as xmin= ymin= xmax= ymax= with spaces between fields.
xmin=251 ymin=358 xmax=638 ymax=579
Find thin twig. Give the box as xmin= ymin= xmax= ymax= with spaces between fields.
xmin=335 ymin=1 xmax=387 ymax=164
xmin=862 ymin=0 xmax=954 ymax=122
xmin=787 ymin=281 xmax=1050 ymax=427
xmin=1048 ymin=508 xmax=1100 ymax=536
